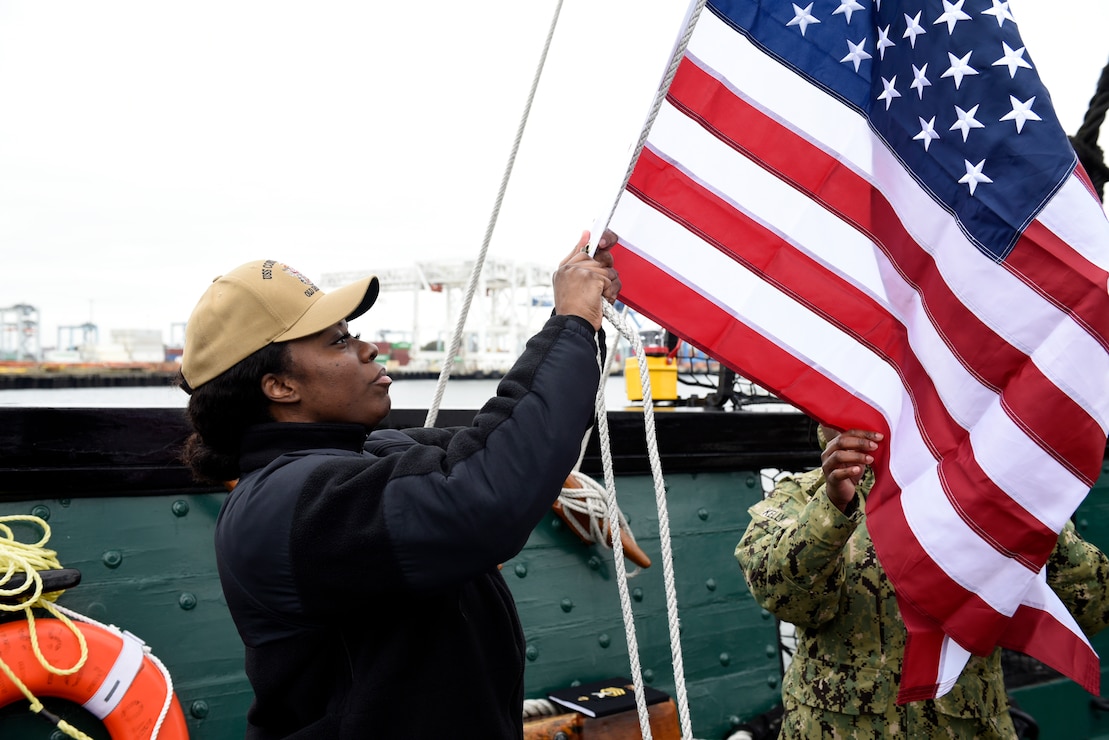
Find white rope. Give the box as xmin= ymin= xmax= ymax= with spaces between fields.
xmin=428 ymin=0 xmax=710 ymax=729
xmin=589 ymin=339 xmax=651 ymax=739
xmin=424 ymin=0 xmax=566 ymax=428
xmin=557 ymin=471 xmax=644 ymax=578
xmin=522 ymin=697 xmax=560 ymax=719
xmin=593 ymin=0 xmax=708 ymax=247
xmin=580 ymin=4 xmax=712 ymax=728
xmin=53 ymin=603 xmax=176 ymax=739
xmin=577 ymin=2 xmax=711 ymax=727
xmin=594 ymin=300 xmax=693 ymax=740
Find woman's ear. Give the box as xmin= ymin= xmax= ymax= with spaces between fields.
xmin=261 ymin=373 xmax=299 ymax=405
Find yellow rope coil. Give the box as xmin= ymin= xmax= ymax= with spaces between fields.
xmin=0 ymin=515 xmax=92 ymax=740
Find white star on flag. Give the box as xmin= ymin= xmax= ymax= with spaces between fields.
xmin=787 ymin=3 xmax=820 ymax=36
xmin=958 ymin=158 xmax=993 ymax=195
xmin=934 ymin=0 xmax=972 ymax=34
xmin=841 ymin=38 xmax=872 ymax=72
xmin=1000 ymin=95 xmax=1042 ymax=133
xmin=950 ymin=104 xmax=985 ymax=142
xmin=993 ymin=42 xmax=1033 ymax=78
xmin=910 ymin=63 xmax=932 ymax=98
xmin=876 ymin=25 xmax=896 ymax=60
xmin=903 ymin=11 xmax=927 ymax=48
xmin=833 ymin=0 xmax=865 ymax=25
xmin=941 ymin=50 xmax=979 ymax=89
xmin=914 ymin=116 xmax=941 ymax=150
xmin=981 ymin=0 xmax=1015 ymax=26
xmin=878 ymin=76 xmax=902 ymax=110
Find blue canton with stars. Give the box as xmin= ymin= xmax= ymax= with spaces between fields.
xmin=706 ymin=0 xmax=1077 ymax=260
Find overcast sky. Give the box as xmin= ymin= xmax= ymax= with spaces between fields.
xmin=1 ymin=0 xmax=1106 ymax=352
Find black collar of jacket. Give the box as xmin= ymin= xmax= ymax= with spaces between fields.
xmin=239 ymin=422 xmax=367 ymax=474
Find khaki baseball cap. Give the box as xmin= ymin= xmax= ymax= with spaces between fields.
xmin=181 ymin=259 xmax=379 ymax=389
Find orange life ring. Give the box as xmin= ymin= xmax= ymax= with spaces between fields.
xmin=0 ymin=617 xmax=190 ymax=739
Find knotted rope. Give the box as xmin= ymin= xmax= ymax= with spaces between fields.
xmin=1069 ymin=55 xmax=1109 ymax=201
xmin=557 ymin=469 xmax=646 ymax=577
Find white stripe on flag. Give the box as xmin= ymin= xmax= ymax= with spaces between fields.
xmin=1039 ymin=177 xmax=1109 ymax=271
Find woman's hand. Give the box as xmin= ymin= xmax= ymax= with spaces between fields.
xmin=819 ymin=426 xmax=883 ymax=513
xmin=552 ymin=229 xmax=622 ymax=330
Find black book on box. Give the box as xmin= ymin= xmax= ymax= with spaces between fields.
xmin=546 ymin=677 xmax=669 ymax=718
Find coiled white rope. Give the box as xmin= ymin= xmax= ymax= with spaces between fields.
xmin=522 ymin=696 xmax=561 ymax=719
xmin=557 ymin=470 xmax=645 ymax=578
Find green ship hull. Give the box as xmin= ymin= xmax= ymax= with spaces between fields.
xmin=2 ymin=406 xmax=1108 ymax=738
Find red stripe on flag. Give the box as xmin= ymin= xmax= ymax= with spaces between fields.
xmin=937 ymin=455 xmax=1054 ymax=569
xmin=1075 ymin=162 xmax=1101 ymax=201
xmin=868 ymin=474 xmax=1022 ymax=656
xmin=896 ymin=593 xmax=947 ymax=703
xmin=1000 ymin=602 xmax=1100 ymax=694
xmin=611 ymin=244 xmax=885 ymax=434
xmin=1007 ymin=220 xmax=1109 ymax=351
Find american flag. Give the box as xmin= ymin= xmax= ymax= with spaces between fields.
xmin=607 ymin=0 xmax=1109 ymax=701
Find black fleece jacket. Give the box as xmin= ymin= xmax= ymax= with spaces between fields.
xmin=214 ymin=315 xmax=602 ymax=739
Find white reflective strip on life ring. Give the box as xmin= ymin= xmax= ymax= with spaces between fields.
xmin=82 ymin=629 xmax=146 ymax=719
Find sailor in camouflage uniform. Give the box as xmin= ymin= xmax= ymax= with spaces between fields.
xmin=736 ymin=428 xmax=1109 ymax=739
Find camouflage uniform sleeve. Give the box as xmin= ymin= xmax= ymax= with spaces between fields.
xmin=735 ymin=468 xmax=864 ymax=628
xmin=1046 ymin=520 xmax=1109 ymax=637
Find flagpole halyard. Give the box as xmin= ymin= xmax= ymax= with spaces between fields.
xmin=597 ymin=300 xmax=695 ymax=740
xmin=424 ymin=0 xmax=566 ymax=429
xmin=590 ymin=0 xmax=708 ymax=251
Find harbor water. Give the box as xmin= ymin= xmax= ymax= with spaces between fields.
xmin=0 ymin=376 xmax=642 ymax=410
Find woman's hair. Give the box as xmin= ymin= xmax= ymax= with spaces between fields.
xmin=178 ymin=342 xmax=291 ymax=484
